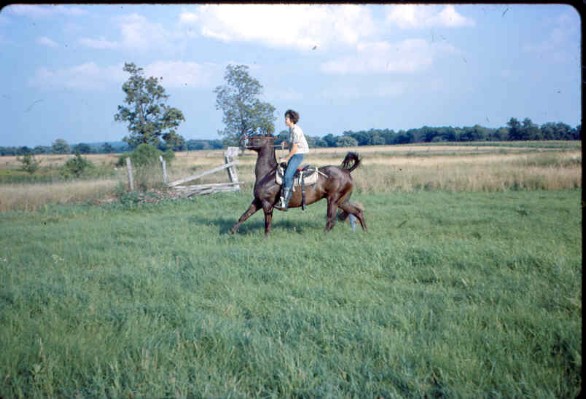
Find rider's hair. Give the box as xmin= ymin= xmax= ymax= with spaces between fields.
xmin=285 ymin=109 xmax=300 ymax=124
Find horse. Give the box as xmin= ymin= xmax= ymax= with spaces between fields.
xmin=230 ymin=134 xmax=367 ymax=236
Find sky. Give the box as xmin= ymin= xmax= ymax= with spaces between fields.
xmin=0 ymin=3 xmax=581 ymax=147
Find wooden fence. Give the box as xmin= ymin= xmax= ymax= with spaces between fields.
xmin=125 ymin=147 xmax=242 ymax=197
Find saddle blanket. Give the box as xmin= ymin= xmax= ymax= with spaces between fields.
xmin=276 ymin=164 xmax=322 ymax=187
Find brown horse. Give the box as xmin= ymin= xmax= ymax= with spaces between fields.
xmin=230 ymin=134 xmax=367 ymax=236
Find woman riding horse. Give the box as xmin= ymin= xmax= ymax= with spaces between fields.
xmin=230 ymin=131 xmax=367 ymax=236
xmin=275 ymin=109 xmax=309 ymax=211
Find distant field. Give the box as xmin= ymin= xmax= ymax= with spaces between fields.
xmin=0 ymin=189 xmax=581 ymax=397
xmin=0 ymin=141 xmax=581 ymax=211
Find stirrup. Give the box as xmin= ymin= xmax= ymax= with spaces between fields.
xmin=275 ymin=196 xmax=288 ymax=211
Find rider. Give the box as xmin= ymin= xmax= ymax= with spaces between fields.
xmin=276 ymin=109 xmax=309 ymax=211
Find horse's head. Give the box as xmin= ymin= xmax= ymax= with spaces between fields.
xmin=241 ymin=133 xmax=275 ymax=152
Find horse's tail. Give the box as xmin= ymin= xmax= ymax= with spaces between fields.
xmin=341 ymin=152 xmax=361 ymax=173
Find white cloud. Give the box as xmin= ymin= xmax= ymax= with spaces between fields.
xmin=29 ymin=62 xmax=126 ymax=90
xmin=321 ymin=39 xmax=457 ymax=75
xmin=179 ymin=10 xmax=198 ymax=24
xmin=4 ymin=5 xmax=87 ymax=18
xmin=36 ymin=36 xmax=59 ymax=48
xmin=28 ymin=61 xmax=219 ymax=91
xmin=118 ymin=14 xmax=169 ymax=51
xmin=178 ymin=4 xmax=469 ymax=76
xmin=180 ymin=4 xmax=377 ymax=51
xmin=386 ymin=5 xmax=474 ymax=29
xmin=78 ymin=37 xmax=119 ymax=50
xmin=144 ymin=61 xmax=220 ymax=89
xmin=79 ymin=13 xmax=170 ymax=52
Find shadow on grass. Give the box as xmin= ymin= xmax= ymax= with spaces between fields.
xmin=188 ymin=213 xmax=329 ymax=235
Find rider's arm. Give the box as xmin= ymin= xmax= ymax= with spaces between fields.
xmin=281 ymin=143 xmax=298 ymax=163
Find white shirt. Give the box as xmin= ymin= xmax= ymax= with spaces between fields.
xmin=289 ymin=124 xmax=309 ymax=154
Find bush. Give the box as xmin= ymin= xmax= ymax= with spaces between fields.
xmin=115 ymin=154 xmax=128 ymax=168
xmin=130 ymin=144 xmax=162 ymax=167
xmin=162 ymin=149 xmax=175 ymax=164
xmin=116 ymin=144 xmax=174 ymax=168
xmin=18 ymin=153 xmax=41 ymax=174
xmin=61 ymin=153 xmax=94 ymax=178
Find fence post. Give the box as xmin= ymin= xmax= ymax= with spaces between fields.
xmin=126 ymin=157 xmax=135 ymax=191
xmin=224 ymin=147 xmax=240 ymax=191
xmin=159 ymin=155 xmax=168 ymax=185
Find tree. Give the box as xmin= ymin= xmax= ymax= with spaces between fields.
xmin=74 ymin=143 xmax=92 ymax=154
xmin=214 ymin=64 xmax=276 ymax=146
xmin=369 ymin=133 xmax=385 ymax=145
xmin=507 ymin=118 xmax=522 ymax=140
xmin=343 ymin=130 xmax=370 ymax=146
xmin=492 ymin=127 xmax=509 ymax=141
xmin=52 ymin=139 xmax=70 ymax=154
xmin=162 ymin=131 xmax=186 ymax=151
xmin=551 ymin=122 xmax=573 ymax=140
xmin=115 ymin=62 xmax=185 ymax=149
xmin=322 ymin=133 xmax=338 ymax=147
xmin=336 ymin=136 xmax=358 ymax=147
xmin=459 ymin=125 xmax=489 ymax=141
xmin=394 ymin=130 xmax=415 ymax=144
xmin=33 ymin=146 xmax=49 ymax=155
xmin=101 ymin=143 xmax=115 ymax=154
xmin=521 ymin=118 xmax=541 ymax=140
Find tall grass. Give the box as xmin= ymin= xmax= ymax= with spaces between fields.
xmin=350 ymin=152 xmax=581 ymax=193
xmin=0 ymin=142 xmax=581 ymax=211
xmin=0 ymin=189 xmax=581 ymax=397
xmin=0 ymin=179 xmax=120 ymax=212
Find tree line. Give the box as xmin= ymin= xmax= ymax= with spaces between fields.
xmin=1 ymin=62 xmax=580 ymax=156
xmin=0 ymin=139 xmax=224 ymax=156
xmin=300 ymin=118 xmax=581 ymax=148
xmin=0 ymin=118 xmax=580 ymax=156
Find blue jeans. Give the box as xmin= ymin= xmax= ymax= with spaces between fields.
xmin=283 ymin=154 xmax=304 ymax=190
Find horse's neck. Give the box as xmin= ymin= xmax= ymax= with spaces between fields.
xmin=255 ymin=145 xmax=277 ymax=179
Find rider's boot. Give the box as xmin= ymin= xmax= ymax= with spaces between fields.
xmin=275 ymin=187 xmax=292 ymax=211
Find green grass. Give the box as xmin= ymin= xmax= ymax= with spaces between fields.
xmin=0 ymin=190 xmax=581 ymax=398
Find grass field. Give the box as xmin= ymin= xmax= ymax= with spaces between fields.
xmin=0 ymin=187 xmax=582 ymax=398
xmin=0 ymin=141 xmax=582 ymax=397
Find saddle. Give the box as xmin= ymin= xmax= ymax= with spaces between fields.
xmin=276 ymin=164 xmax=325 ymax=210
xmin=276 ymin=164 xmax=320 ymax=187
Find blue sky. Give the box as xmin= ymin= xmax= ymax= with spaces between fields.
xmin=0 ymin=4 xmax=581 ymax=147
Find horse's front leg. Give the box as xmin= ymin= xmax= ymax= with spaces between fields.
xmin=263 ymin=205 xmax=274 ymax=236
xmin=230 ymin=199 xmax=261 ymax=234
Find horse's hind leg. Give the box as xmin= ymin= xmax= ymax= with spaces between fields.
xmin=325 ymin=197 xmax=339 ymax=231
xmin=339 ymin=201 xmax=367 ymax=231
xmin=230 ymin=199 xmax=261 ymax=234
